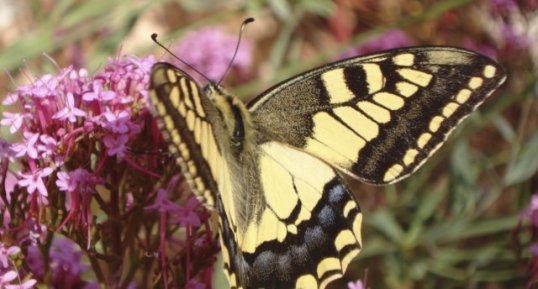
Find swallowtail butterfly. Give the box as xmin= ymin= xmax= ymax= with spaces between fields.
xmin=149 ymin=33 xmax=506 ymax=289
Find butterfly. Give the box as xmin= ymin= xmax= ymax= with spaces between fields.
xmin=149 ymin=46 xmax=506 ymax=289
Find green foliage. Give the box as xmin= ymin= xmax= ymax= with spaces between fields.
xmin=505 ymin=132 xmax=538 ymax=186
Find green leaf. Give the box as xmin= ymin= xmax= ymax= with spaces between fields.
xmin=357 ymin=236 xmax=397 ymax=258
xmin=444 ymin=215 xmax=519 ymax=241
xmin=493 ymin=116 xmax=517 ymax=142
xmin=504 ymin=131 xmax=538 ymax=185
xmin=299 ymin=0 xmax=335 ymax=16
xmin=410 ymin=185 xmax=447 ymax=229
xmin=268 ymin=0 xmax=293 ymax=20
xmin=367 ymin=209 xmax=405 ymax=244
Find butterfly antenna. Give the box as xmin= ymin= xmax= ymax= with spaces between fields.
xmin=217 ymin=17 xmax=255 ymax=85
xmin=151 ymin=33 xmax=212 ymax=83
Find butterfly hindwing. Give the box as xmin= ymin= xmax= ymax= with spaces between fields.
xmin=216 ymin=141 xmax=362 ymax=289
xmin=236 ymin=141 xmax=362 ymax=289
xmin=249 ymin=47 xmax=506 ymax=184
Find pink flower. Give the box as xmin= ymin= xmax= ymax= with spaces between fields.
xmin=145 ymin=176 xmax=182 ymax=213
xmin=101 ymin=110 xmax=133 ymax=134
xmin=2 ymin=93 xmax=19 ymax=105
xmin=96 ymin=55 xmax=155 ymax=105
xmin=523 ymin=194 xmax=538 ymax=226
xmin=17 ymin=167 xmax=54 ymax=198
xmin=11 ymin=132 xmax=40 ymax=159
xmin=170 ymin=197 xmax=202 ymax=227
xmin=82 ymin=81 xmax=116 ymax=102
xmin=3 ymin=279 xmax=37 ymax=289
xmin=500 ymin=23 xmax=530 ymax=51
xmin=172 ymin=27 xmax=253 ymax=83
xmin=0 ymin=244 xmax=20 ymax=268
xmin=1 ymin=112 xmax=26 ymax=133
xmin=23 ymin=217 xmax=48 ymax=245
xmin=56 ymin=171 xmax=75 ymax=193
xmin=0 ymin=244 xmax=35 ymax=289
xmin=55 ymin=168 xmax=102 ymax=233
xmin=0 ymin=271 xmax=18 ymax=286
xmin=53 ymin=92 xmax=87 ymax=123
xmin=490 ymin=0 xmax=517 ymax=15
xmin=23 ymin=74 xmax=60 ymax=99
xmin=185 ymin=279 xmax=205 ymax=289
xmin=63 ymin=68 xmax=89 ymax=95
xmin=103 ymin=133 xmax=129 ymax=157
xmin=56 ymin=168 xmax=101 ymax=195
xmin=348 ymin=280 xmax=365 ymax=289
xmin=37 ymin=134 xmax=58 ymax=158
xmin=49 ymin=238 xmax=87 ymax=276
xmin=530 ymin=243 xmax=538 ymax=256
xmin=27 ymin=238 xmax=87 ymax=289
xmin=463 ymin=38 xmax=498 ymax=60
xmin=341 ymin=29 xmax=413 ymax=59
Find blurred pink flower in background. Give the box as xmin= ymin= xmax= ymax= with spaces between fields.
xmin=348 ymin=279 xmax=366 ymax=289
xmin=524 ymin=195 xmax=538 ymax=225
xmin=172 ymin=27 xmax=253 ymax=83
xmin=340 ymin=29 xmax=413 ymax=59
xmin=26 ymin=238 xmax=88 ymax=289
xmin=518 ymin=194 xmax=538 ymax=288
xmin=0 ymin=243 xmax=36 ymax=289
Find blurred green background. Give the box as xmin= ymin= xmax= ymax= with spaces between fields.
xmin=0 ymin=0 xmax=537 ymax=288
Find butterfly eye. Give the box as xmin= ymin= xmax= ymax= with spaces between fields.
xmin=203 ymin=84 xmax=215 ymax=97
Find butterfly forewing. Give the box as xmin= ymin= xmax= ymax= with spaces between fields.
xmin=249 ymin=47 xmax=506 ymax=184
xmin=150 ymin=64 xmax=249 ymax=287
xmin=149 ymin=63 xmax=225 ymax=207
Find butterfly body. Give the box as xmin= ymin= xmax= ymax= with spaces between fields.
xmin=149 ymin=47 xmax=506 ymax=289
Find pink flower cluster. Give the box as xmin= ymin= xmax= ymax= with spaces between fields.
xmin=1 ymin=55 xmax=155 ymax=244
xmin=1 ymin=54 xmax=218 ymax=288
xmin=465 ymin=0 xmax=536 ymax=58
xmin=337 ymin=0 xmax=536 ymax=62
xmin=0 ymin=243 xmax=36 ymax=289
xmin=26 ymin=238 xmax=87 ymax=288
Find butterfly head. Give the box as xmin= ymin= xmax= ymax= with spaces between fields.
xmin=204 ymin=83 xmax=252 ymax=155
